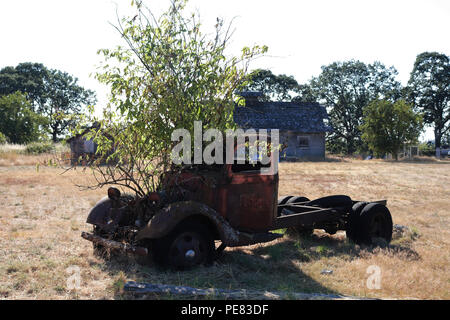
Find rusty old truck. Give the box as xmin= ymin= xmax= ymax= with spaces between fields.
xmin=82 ymin=151 xmax=393 ymax=269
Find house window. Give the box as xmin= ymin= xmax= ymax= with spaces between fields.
xmin=297 ymin=136 xmax=310 ymax=149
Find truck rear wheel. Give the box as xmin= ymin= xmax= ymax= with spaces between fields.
xmin=346 ymin=201 xmax=368 ymax=242
xmin=308 ymin=195 xmax=352 ymax=211
xmin=284 ymin=197 xmax=310 ymax=214
xmin=278 ymin=196 xmax=294 ymax=205
xmin=356 ymin=203 xmax=393 ymax=245
xmin=286 ymin=196 xmax=310 ymax=205
xmin=152 ymin=222 xmax=215 ymax=269
xmin=285 ymin=197 xmax=312 ymax=235
xmin=277 ymin=196 xmax=294 ymax=215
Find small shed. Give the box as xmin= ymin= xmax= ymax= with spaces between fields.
xmin=234 ymin=92 xmax=332 ymax=160
xmin=66 ymin=128 xmax=98 ymax=165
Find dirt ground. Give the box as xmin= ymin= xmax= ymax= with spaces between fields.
xmin=0 ymin=155 xmax=449 ymax=300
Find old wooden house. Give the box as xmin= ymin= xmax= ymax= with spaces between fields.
xmin=67 ymin=128 xmax=98 ymax=165
xmin=234 ymin=92 xmax=331 ymax=160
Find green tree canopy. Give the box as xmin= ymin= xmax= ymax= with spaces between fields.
xmin=0 ymin=92 xmax=46 ymax=144
xmin=360 ymin=99 xmax=422 ymax=160
xmin=302 ymin=60 xmax=402 ymax=154
xmin=407 ymin=52 xmax=450 ymax=149
xmin=44 ymin=69 xmax=96 ymax=142
xmin=0 ymin=63 xmax=48 ymax=108
xmin=243 ymin=69 xmax=300 ymax=102
xmin=81 ymin=0 xmax=267 ymax=196
xmin=0 ymin=63 xmax=96 ymax=141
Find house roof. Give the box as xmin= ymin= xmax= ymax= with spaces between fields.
xmin=233 ymin=101 xmax=332 ymax=133
xmin=66 ymin=122 xmax=100 ymax=143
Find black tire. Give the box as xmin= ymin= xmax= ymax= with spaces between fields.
xmin=278 ymin=195 xmax=294 ymax=205
xmin=285 ymin=196 xmax=312 ymax=235
xmin=152 ymin=221 xmax=215 ymax=269
xmin=286 ymin=196 xmax=310 ymax=205
xmin=277 ymin=196 xmax=293 ymax=215
xmin=358 ymin=203 xmax=393 ymax=245
xmin=283 ymin=197 xmax=310 ymax=214
xmin=346 ymin=201 xmax=368 ymax=242
xmin=308 ymin=195 xmax=352 ymax=211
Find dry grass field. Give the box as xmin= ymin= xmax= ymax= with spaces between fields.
xmin=0 ymin=151 xmax=449 ymax=300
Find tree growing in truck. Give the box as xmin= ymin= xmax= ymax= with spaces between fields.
xmin=76 ymin=0 xmax=267 ymax=196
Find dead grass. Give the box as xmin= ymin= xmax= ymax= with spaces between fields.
xmin=0 ymin=153 xmax=448 ymax=300
xmin=0 ymin=143 xmax=70 ymax=167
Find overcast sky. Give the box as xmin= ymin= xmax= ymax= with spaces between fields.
xmin=1 ymin=0 xmax=449 ymax=140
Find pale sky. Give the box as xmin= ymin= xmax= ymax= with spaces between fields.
xmin=1 ymin=0 xmax=449 ymax=140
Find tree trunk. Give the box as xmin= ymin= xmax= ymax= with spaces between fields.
xmin=435 ymin=128 xmax=442 ymax=158
xmin=346 ymin=136 xmax=355 ymax=155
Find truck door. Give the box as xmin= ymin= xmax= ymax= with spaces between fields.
xmin=221 ymin=157 xmax=278 ymax=233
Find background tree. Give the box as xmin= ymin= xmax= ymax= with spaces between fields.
xmin=407 ymin=52 xmax=450 ymax=151
xmin=292 ymin=84 xmax=319 ymax=103
xmin=44 ymin=69 xmax=96 ymax=142
xmin=80 ymin=0 xmax=267 ymax=196
xmin=0 ymin=92 xmax=46 ymax=144
xmin=0 ymin=63 xmax=96 ymax=142
xmin=243 ymin=69 xmax=300 ymax=101
xmin=0 ymin=62 xmax=49 ymax=109
xmin=360 ymin=99 xmax=422 ymax=160
xmin=302 ymin=60 xmax=402 ymax=154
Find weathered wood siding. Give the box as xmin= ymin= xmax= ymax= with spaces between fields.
xmin=280 ymin=131 xmax=325 ymax=160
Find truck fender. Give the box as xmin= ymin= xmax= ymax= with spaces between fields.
xmin=86 ymin=196 xmax=128 ymax=227
xmin=86 ymin=196 xmax=112 ymax=225
xmin=135 ymin=201 xmax=242 ymax=246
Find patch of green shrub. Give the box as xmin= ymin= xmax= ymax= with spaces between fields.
xmin=0 ymin=132 xmax=7 ymax=144
xmin=25 ymin=142 xmax=54 ymax=154
xmin=418 ymin=142 xmax=435 ymax=156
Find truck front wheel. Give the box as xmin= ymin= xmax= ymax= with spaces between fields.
xmin=153 ymin=222 xmax=215 ymax=269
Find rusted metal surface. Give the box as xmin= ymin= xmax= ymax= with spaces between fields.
xmin=136 ymin=201 xmax=240 ymax=244
xmin=161 ymin=142 xmax=279 ymax=233
xmin=86 ymin=195 xmax=132 ymax=226
xmin=135 ymin=200 xmax=282 ymax=247
xmin=181 ymin=167 xmax=278 ymax=232
xmin=174 ymin=167 xmax=278 ymax=232
xmin=221 ymin=165 xmax=278 ymax=232
xmin=86 ymin=197 xmax=112 ymax=225
xmin=81 ymin=232 xmax=148 ymax=256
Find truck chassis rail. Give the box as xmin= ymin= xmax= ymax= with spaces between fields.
xmin=273 ymin=207 xmax=340 ymax=229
